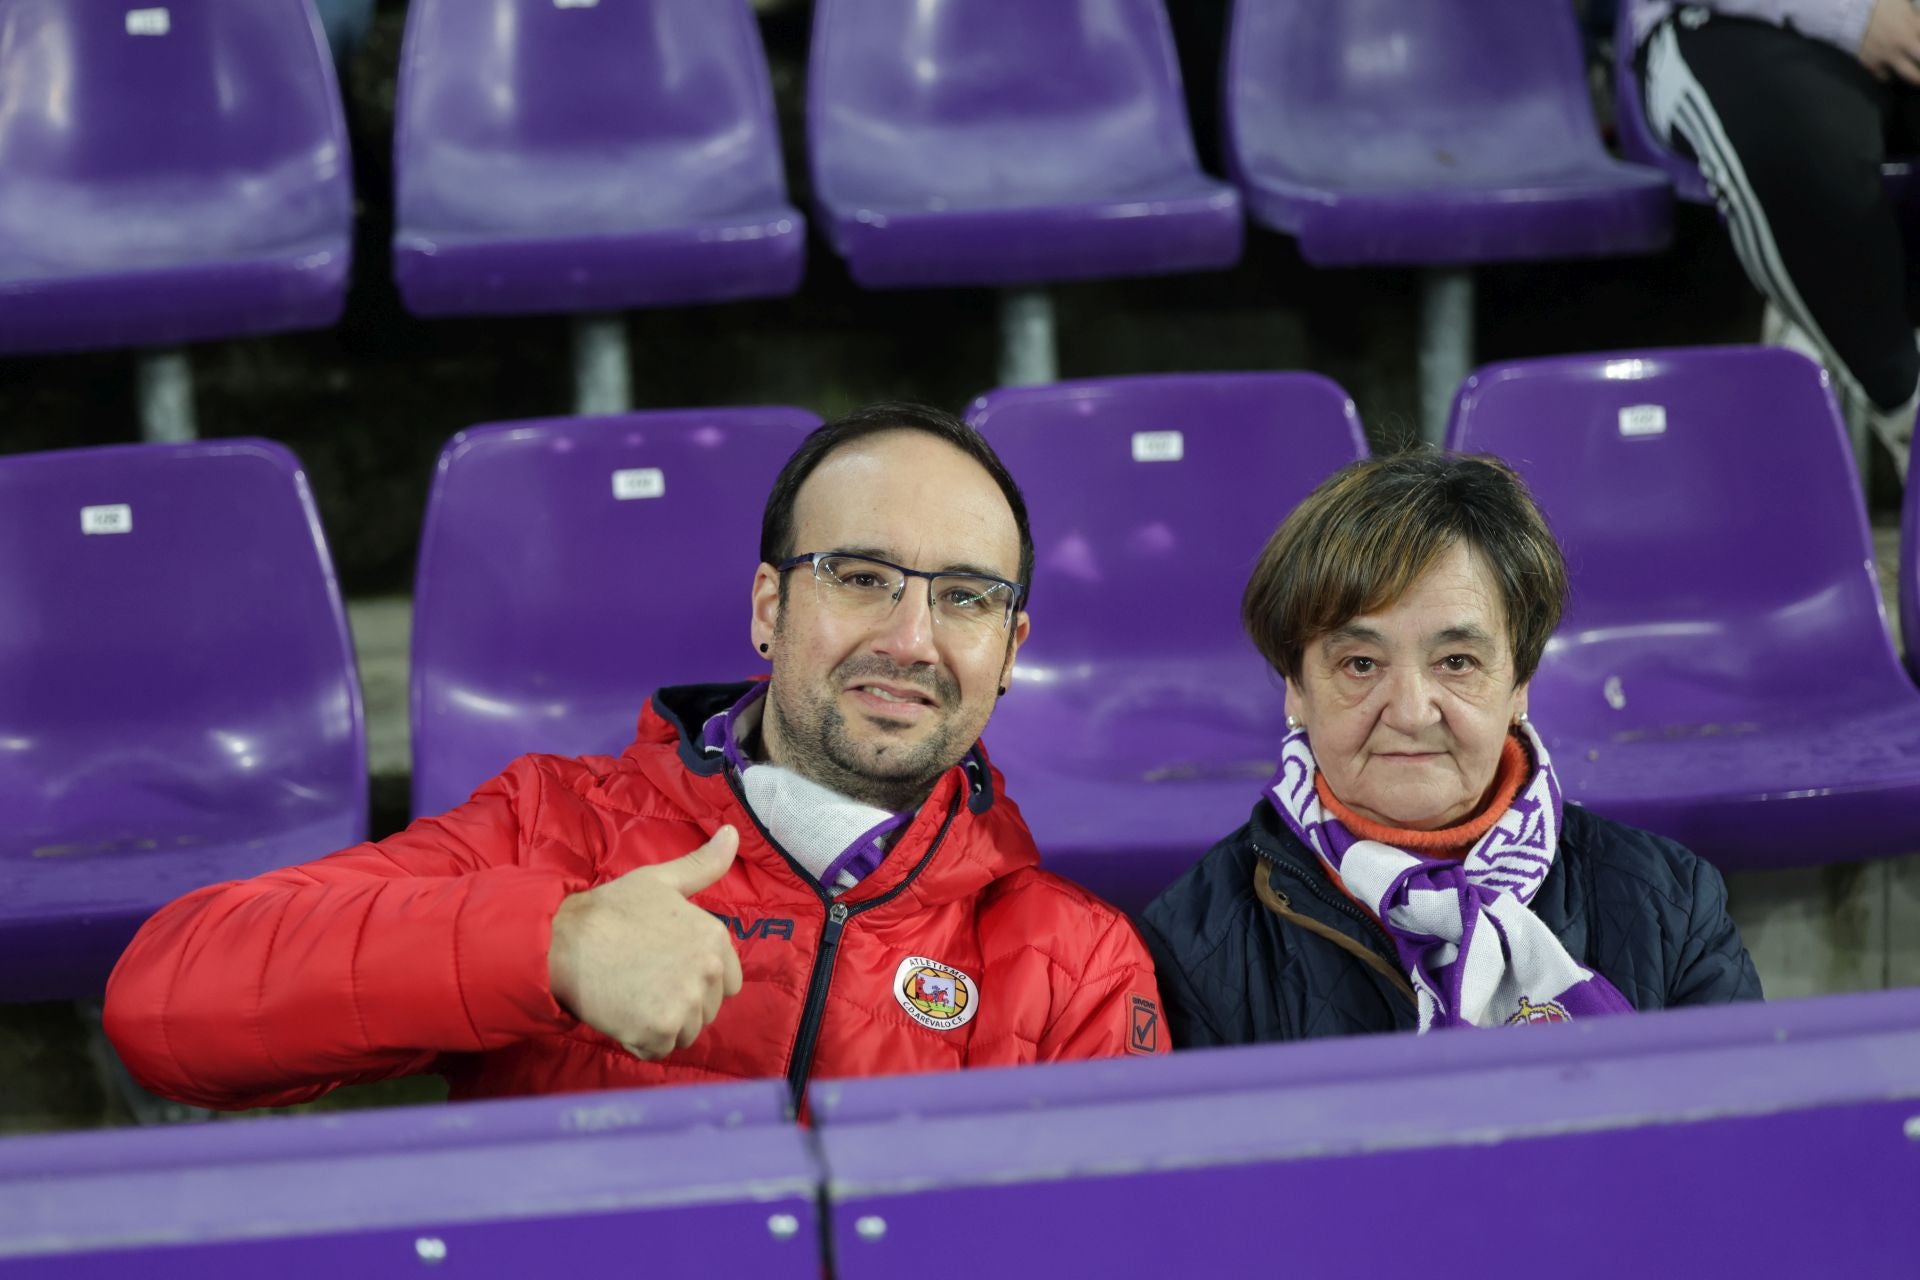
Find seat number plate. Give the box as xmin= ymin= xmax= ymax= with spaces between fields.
xmin=81 ymin=504 xmax=133 ymax=535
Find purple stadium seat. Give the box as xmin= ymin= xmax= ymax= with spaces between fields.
xmin=1448 ymin=346 xmax=1920 ymax=872
xmin=0 ymin=1081 xmax=818 ymax=1274
xmin=410 ymin=406 xmax=819 ymax=818
xmin=1225 ymin=0 xmax=1671 ymax=265
xmin=1611 ymin=3 xmax=1920 ymax=209
xmin=816 ymin=991 xmax=1920 ymax=1278
xmin=806 ymin=0 xmax=1243 ymax=288
xmin=967 ymin=374 xmax=1367 ymax=912
xmin=0 ymin=442 xmax=366 ymax=1002
xmin=392 ymin=0 xmax=804 ymax=317
xmin=0 ymin=0 xmax=352 ymax=354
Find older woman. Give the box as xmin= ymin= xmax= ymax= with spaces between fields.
xmin=1141 ymin=452 xmax=1761 ymax=1043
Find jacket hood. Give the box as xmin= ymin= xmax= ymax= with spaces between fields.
xmin=607 ymin=681 xmax=1040 ymax=912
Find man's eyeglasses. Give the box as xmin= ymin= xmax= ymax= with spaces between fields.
xmin=777 ymin=552 xmax=1025 ymax=634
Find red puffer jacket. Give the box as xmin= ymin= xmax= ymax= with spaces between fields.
xmin=105 ymin=683 xmax=1166 ymax=1110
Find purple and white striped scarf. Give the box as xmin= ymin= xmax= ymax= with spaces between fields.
xmin=1265 ymin=723 xmax=1634 ymax=1031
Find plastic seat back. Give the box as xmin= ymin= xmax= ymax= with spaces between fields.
xmin=410 ymin=407 xmax=820 ymax=817
xmin=809 ymin=0 xmax=1207 ymax=209
xmin=1227 ymin=0 xmax=1616 ymax=197
xmin=969 ymin=374 xmax=1366 ymax=824
xmin=0 ymin=441 xmax=365 ymax=998
xmin=396 ymin=0 xmax=791 ymax=236
xmin=0 ymin=0 xmax=350 ymax=350
xmin=1448 ymin=347 xmax=1904 ymax=738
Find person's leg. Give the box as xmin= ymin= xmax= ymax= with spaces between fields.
xmin=1640 ymin=11 xmax=1915 ymax=475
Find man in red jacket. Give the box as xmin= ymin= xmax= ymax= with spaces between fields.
xmin=105 ymin=402 xmax=1166 ymax=1111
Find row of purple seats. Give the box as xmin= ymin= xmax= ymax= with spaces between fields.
xmin=7 ymin=350 xmax=1919 ymax=1006
xmin=396 ymin=0 xmax=1664 ymax=409
xmin=0 ymin=442 xmax=364 ymax=1003
xmin=410 ymin=352 xmax=1920 ymax=916
xmin=3 ymin=989 xmax=1916 ymax=1272
xmin=0 ymin=0 xmax=1667 ymax=435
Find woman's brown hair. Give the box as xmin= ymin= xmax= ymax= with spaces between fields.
xmin=1242 ymin=451 xmax=1568 ymax=686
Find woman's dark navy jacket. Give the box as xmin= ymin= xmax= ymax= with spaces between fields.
xmin=1139 ymin=798 xmax=1764 ymax=1046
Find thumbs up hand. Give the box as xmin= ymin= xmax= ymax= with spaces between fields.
xmin=547 ymin=826 xmax=746 ymax=1059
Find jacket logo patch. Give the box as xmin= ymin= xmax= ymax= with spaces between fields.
xmin=1505 ymin=996 xmax=1571 ymax=1026
xmin=893 ymin=955 xmax=978 ymax=1031
xmin=1128 ymin=995 xmax=1160 ymax=1054
xmin=710 ymin=913 xmax=793 ymax=942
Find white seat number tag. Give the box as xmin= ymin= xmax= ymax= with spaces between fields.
xmin=1131 ymin=430 xmax=1184 ymax=463
xmin=81 ymin=504 xmax=132 ymax=535
xmin=1618 ymin=405 xmax=1667 ymax=437
xmin=611 ymin=468 xmax=665 ymax=500
xmin=126 ymin=9 xmax=170 ymax=36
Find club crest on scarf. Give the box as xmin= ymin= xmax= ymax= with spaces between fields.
xmin=1505 ymin=996 xmax=1572 ymax=1026
xmin=1264 ymin=721 xmax=1635 ymax=1032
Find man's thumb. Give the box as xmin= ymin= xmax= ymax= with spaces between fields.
xmin=652 ymin=825 xmax=739 ymax=897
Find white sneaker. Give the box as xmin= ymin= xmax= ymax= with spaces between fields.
xmin=1867 ymin=386 xmax=1915 ymax=483
xmin=1761 ymin=302 xmax=1912 ymax=483
xmin=1761 ymin=300 xmax=1823 ymax=365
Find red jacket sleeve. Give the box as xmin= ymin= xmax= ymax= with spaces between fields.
xmin=103 ymin=761 xmax=585 ymax=1110
xmin=1037 ymin=912 xmax=1169 ymax=1061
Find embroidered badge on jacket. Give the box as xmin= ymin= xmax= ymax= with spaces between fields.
xmin=893 ymin=955 xmax=978 ymax=1031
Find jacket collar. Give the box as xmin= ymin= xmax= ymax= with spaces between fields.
xmin=615 ymin=681 xmax=1036 ymax=912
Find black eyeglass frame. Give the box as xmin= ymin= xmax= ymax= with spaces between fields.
xmin=775 ymin=551 xmax=1027 ymax=629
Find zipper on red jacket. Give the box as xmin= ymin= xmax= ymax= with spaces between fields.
xmin=723 ymin=769 xmax=966 ymax=1110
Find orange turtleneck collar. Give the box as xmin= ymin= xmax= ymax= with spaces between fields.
xmin=1315 ymin=733 xmax=1531 ymax=861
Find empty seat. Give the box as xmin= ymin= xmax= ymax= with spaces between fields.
xmin=410 ymin=406 xmax=820 ymax=818
xmin=967 ymin=374 xmax=1367 ymax=912
xmin=0 ymin=0 xmax=352 ymax=354
xmin=1226 ymin=0 xmax=1671 ymax=265
xmin=0 ymin=441 xmax=366 ymax=1002
xmin=807 ymin=0 xmax=1242 ymax=288
xmin=392 ymin=0 xmax=804 ymax=316
xmin=1448 ymin=346 xmax=1920 ymax=871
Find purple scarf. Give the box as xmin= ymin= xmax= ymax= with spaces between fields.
xmin=1265 ymin=722 xmax=1634 ymax=1030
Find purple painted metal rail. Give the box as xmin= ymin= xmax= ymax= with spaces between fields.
xmin=813 ymin=986 xmax=1920 ymax=1125
xmin=817 ymin=989 xmax=1920 ymax=1278
xmin=0 ymin=1082 xmax=813 ymax=1276
xmin=0 ymin=1079 xmax=784 ymax=1181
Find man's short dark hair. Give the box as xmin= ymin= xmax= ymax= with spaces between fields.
xmin=760 ymin=401 xmax=1035 ymax=600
